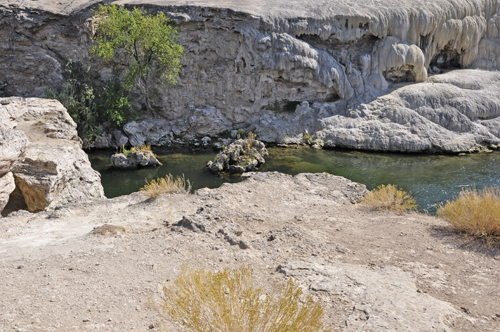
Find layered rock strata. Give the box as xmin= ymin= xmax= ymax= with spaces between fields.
xmin=0 ymin=97 xmax=105 ymax=215
xmin=1 ymin=0 xmax=500 ymax=152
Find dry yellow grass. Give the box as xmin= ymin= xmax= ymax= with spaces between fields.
xmin=140 ymin=174 xmax=191 ymax=198
xmin=437 ymin=187 xmax=500 ymax=242
xmin=363 ymin=184 xmax=417 ymax=214
xmin=131 ymin=144 xmax=153 ymax=153
xmin=116 ymin=144 xmax=154 ymax=157
xmin=153 ymin=265 xmax=330 ymax=332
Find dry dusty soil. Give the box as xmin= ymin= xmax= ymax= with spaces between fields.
xmin=0 ymin=172 xmax=499 ymax=331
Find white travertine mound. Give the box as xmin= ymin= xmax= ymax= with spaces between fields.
xmin=316 ymin=69 xmax=500 ymax=152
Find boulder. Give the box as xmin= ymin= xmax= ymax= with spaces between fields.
xmin=12 ymin=143 xmax=105 ymax=212
xmin=111 ymin=151 xmax=162 ymax=169
xmin=0 ymin=97 xmax=105 ymax=215
xmin=112 ymin=130 xmax=129 ymax=147
xmin=207 ymin=138 xmax=268 ymax=174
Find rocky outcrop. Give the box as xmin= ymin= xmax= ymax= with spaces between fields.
xmin=111 ymin=151 xmax=162 ymax=169
xmin=1 ymin=0 xmax=500 ymax=152
xmin=207 ymin=138 xmax=268 ymax=173
xmin=255 ymin=69 xmax=500 ymax=152
xmin=279 ymin=259 xmax=458 ymax=331
xmin=0 ymin=97 xmax=105 ymax=215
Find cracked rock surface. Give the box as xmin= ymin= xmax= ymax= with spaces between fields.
xmin=0 ymin=172 xmax=499 ymax=331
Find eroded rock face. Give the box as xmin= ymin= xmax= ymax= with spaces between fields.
xmin=12 ymin=144 xmax=105 ymax=212
xmin=1 ymin=1 xmax=500 ymax=152
xmin=0 ymin=97 xmax=105 ymax=214
xmin=0 ymin=128 xmax=29 ymax=174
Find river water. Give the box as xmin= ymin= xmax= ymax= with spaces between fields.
xmin=88 ymin=147 xmax=500 ymax=214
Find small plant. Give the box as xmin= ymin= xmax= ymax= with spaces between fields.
xmin=303 ymin=131 xmax=311 ymax=140
xmin=131 ymin=144 xmax=153 ymax=153
xmin=363 ymin=184 xmax=417 ymax=214
xmin=437 ymin=187 xmax=500 ymax=242
xmin=237 ymin=128 xmax=245 ymax=138
xmin=266 ymin=99 xmax=300 ymax=113
xmin=118 ymin=145 xmax=132 ymax=157
xmin=246 ymin=131 xmax=256 ymax=150
xmin=140 ymin=174 xmax=191 ymax=199
xmin=116 ymin=144 xmax=154 ymax=157
xmin=266 ymin=99 xmax=282 ymax=113
xmin=153 ymin=265 xmax=330 ymax=332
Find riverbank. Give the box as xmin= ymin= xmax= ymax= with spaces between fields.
xmin=89 ymin=146 xmax=500 ymax=214
xmin=1 ymin=172 xmax=499 ymax=331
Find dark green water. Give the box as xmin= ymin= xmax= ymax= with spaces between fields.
xmin=88 ymin=147 xmax=500 ymax=214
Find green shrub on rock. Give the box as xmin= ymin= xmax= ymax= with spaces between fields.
xmin=45 ymin=60 xmax=132 ymax=144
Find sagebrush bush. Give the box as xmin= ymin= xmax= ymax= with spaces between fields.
xmin=153 ymin=265 xmax=330 ymax=332
xmin=140 ymin=174 xmax=191 ymax=198
xmin=363 ymin=184 xmax=417 ymax=214
xmin=437 ymin=187 xmax=500 ymax=241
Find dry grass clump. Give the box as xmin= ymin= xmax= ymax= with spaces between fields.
xmin=363 ymin=184 xmax=417 ymax=214
xmin=92 ymin=224 xmax=127 ymax=236
xmin=437 ymin=187 xmax=500 ymax=242
xmin=116 ymin=144 xmax=154 ymax=157
xmin=140 ymin=174 xmax=191 ymax=198
xmin=153 ymin=265 xmax=330 ymax=332
xmin=132 ymin=144 xmax=153 ymax=153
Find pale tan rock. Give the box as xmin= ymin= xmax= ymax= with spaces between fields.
xmin=0 ymin=97 xmax=105 ymax=214
xmin=0 ymin=128 xmax=29 ymax=175
xmin=0 ymin=172 xmax=15 ymax=214
xmin=12 ymin=143 xmax=105 ymax=212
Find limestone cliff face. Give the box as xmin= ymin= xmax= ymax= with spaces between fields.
xmin=1 ymin=0 xmax=500 ymax=152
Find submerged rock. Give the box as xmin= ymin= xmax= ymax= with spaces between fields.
xmin=207 ymin=138 xmax=268 ymax=174
xmin=111 ymin=151 xmax=162 ymax=169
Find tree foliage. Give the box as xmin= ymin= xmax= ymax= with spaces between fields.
xmin=45 ymin=60 xmax=132 ymax=144
xmin=91 ymin=4 xmax=184 ymax=110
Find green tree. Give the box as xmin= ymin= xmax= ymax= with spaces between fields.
xmin=91 ymin=4 xmax=184 ymax=111
xmin=45 ymin=60 xmax=132 ymax=144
